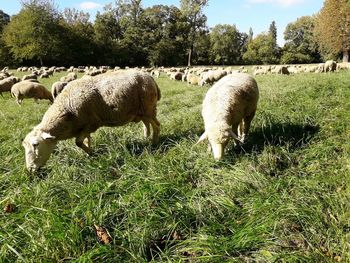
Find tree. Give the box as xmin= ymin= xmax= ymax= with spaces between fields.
xmin=209 ymin=24 xmax=245 ymax=65
xmin=0 ymin=10 xmax=12 ymax=67
xmin=315 ymin=0 xmax=350 ymax=62
xmin=142 ymin=5 xmax=188 ymax=66
xmin=243 ymin=33 xmax=280 ymax=65
xmin=0 ymin=10 xmax=10 ymax=32
xmin=61 ymin=8 xmax=96 ymax=65
xmin=2 ymin=0 xmax=63 ymax=65
xmin=281 ymin=16 xmax=320 ymax=64
xmin=180 ymin=0 xmax=208 ymax=66
xmin=247 ymin=27 xmax=253 ymax=43
xmin=269 ymin=21 xmax=277 ymax=43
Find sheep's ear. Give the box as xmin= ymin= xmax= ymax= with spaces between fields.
xmin=29 ymin=137 xmax=39 ymax=147
xmin=196 ymin=132 xmax=208 ymax=144
xmin=41 ymin=132 xmax=55 ymax=140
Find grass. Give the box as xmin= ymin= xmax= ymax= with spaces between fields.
xmin=0 ymin=70 xmax=350 ymax=262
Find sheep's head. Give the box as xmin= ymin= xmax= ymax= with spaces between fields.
xmin=22 ymin=129 xmax=57 ymax=172
xmin=197 ymin=126 xmax=239 ymax=160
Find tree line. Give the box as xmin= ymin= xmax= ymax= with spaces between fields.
xmin=0 ymin=0 xmax=349 ymax=67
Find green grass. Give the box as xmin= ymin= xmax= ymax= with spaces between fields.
xmin=0 ymin=70 xmax=350 ymax=262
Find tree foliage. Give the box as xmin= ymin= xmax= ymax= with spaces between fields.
xmin=0 ymin=0 xmax=340 ymax=67
xmin=281 ymin=16 xmax=320 ymax=64
xmin=2 ymin=0 xmax=63 ymax=65
xmin=180 ymin=0 xmax=208 ymax=66
xmin=243 ymin=33 xmax=280 ymax=65
xmin=315 ymin=0 xmax=350 ymax=62
xmin=209 ymin=24 xmax=246 ymax=65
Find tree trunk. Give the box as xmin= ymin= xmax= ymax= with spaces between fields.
xmin=187 ymin=46 xmax=192 ymax=67
xmin=39 ymin=57 xmax=43 ymax=67
xmin=342 ymin=50 xmax=349 ymax=63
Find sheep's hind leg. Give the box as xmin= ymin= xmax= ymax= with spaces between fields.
xmin=241 ymin=113 xmax=256 ymax=143
xmin=150 ymin=117 xmax=160 ymax=145
xmin=142 ymin=120 xmax=151 ymax=138
xmin=76 ymin=133 xmax=93 ymax=155
xmin=231 ymin=122 xmax=241 ymax=146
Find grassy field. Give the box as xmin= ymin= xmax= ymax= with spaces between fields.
xmin=0 ymin=70 xmax=350 ymax=262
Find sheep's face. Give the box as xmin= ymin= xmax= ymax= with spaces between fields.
xmin=22 ymin=130 xmax=57 ymax=172
xmin=207 ymin=127 xmax=232 ymax=160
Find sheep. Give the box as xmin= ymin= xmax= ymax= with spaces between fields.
xmin=22 ymin=74 xmax=37 ymax=81
xmin=197 ymin=73 xmax=259 ymax=160
xmin=11 ymin=81 xmax=53 ymax=105
xmin=22 ymin=71 xmax=161 ymax=172
xmin=272 ymin=65 xmax=290 ymax=75
xmin=199 ymin=69 xmax=227 ymax=86
xmin=51 ymin=81 xmax=68 ymax=99
xmin=60 ymin=72 xmax=77 ymax=82
xmin=169 ymin=71 xmax=183 ymax=81
xmin=187 ymin=73 xmax=200 ymax=86
xmin=324 ymin=60 xmax=337 ymax=72
xmin=0 ymin=77 xmax=19 ymax=95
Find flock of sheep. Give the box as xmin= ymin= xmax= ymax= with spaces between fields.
xmin=1 ymin=60 xmax=347 ymax=172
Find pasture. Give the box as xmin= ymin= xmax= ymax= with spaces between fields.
xmin=0 ymin=70 xmax=350 ymax=262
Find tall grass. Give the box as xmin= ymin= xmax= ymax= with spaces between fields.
xmin=0 ymin=70 xmax=349 ymax=262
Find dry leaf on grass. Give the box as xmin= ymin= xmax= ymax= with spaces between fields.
xmin=93 ymin=224 xmax=112 ymax=244
xmin=3 ymin=203 xmax=15 ymax=213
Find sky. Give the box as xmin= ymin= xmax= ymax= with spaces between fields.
xmin=1 ymin=0 xmax=324 ymax=45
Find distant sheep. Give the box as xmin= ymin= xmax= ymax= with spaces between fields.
xmin=197 ymin=73 xmax=259 ymax=160
xmin=60 ymin=72 xmax=77 ymax=82
xmin=324 ymin=60 xmax=337 ymax=72
xmin=22 ymin=74 xmax=37 ymax=81
xmin=187 ymin=73 xmax=200 ymax=86
xmin=199 ymin=69 xmax=227 ymax=86
xmin=11 ymin=81 xmax=53 ymax=105
xmin=0 ymin=77 xmax=19 ymax=95
xmin=51 ymin=81 xmax=68 ymax=99
xmin=22 ymin=71 xmax=161 ymax=172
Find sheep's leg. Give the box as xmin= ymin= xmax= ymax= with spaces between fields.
xmin=150 ymin=117 xmax=160 ymax=145
xmin=34 ymin=98 xmax=39 ymax=104
xmin=142 ymin=120 xmax=151 ymax=138
xmin=241 ymin=113 xmax=256 ymax=143
xmin=76 ymin=133 xmax=92 ymax=155
xmin=231 ymin=123 xmax=241 ymax=145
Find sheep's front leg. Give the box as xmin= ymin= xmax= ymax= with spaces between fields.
xmin=76 ymin=134 xmax=92 ymax=155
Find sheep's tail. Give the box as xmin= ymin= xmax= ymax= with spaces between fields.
xmin=156 ymin=84 xmax=161 ymax=101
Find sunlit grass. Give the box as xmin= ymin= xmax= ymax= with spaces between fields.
xmin=0 ymin=70 xmax=349 ymax=262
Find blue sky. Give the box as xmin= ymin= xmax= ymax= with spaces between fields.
xmin=1 ymin=0 xmax=323 ymax=45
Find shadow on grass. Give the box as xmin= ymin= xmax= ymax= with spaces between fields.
xmin=225 ymin=122 xmax=320 ymax=160
xmin=123 ymin=128 xmax=201 ymax=156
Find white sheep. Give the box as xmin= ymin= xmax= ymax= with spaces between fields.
xmin=60 ymin=72 xmax=77 ymax=82
xmin=324 ymin=60 xmax=337 ymax=72
xmin=197 ymin=73 xmax=259 ymax=160
xmin=51 ymin=81 xmax=68 ymax=99
xmin=0 ymin=77 xmax=19 ymax=95
xmin=22 ymin=71 xmax=161 ymax=172
xmin=199 ymin=69 xmax=227 ymax=86
xmin=187 ymin=73 xmax=200 ymax=86
xmin=11 ymin=81 xmax=53 ymax=105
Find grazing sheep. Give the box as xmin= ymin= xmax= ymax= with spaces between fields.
xmin=197 ymin=73 xmax=259 ymax=160
xmin=11 ymin=81 xmax=53 ymax=105
xmin=51 ymin=81 xmax=68 ymax=99
xmin=324 ymin=60 xmax=337 ymax=72
xmin=22 ymin=74 xmax=37 ymax=81
xmin=22 ymin=71 xmax=161 ymax=172
xmin=0 ymin=77 xmax=19 ymax=95
xmin=187 ymin=73 xmax=200 ymax=86
xmin=169 ymin=72 xmax=183 ymax=81
xmin=199 ymin=69 xmax=227 ymax=86
xmin=60 ymin=72 xmax=77 ymax=82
